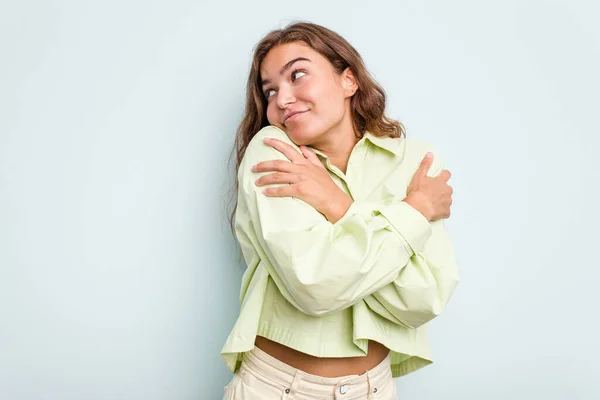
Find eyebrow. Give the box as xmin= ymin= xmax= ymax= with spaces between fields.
xmin=261 ymin=57 xmax=311 ymax=87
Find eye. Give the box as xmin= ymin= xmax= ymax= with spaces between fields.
xmin=264 ymin=88 xmax=276 ymax=98
xmin=291 ymin=70 xmax=306 ymax=81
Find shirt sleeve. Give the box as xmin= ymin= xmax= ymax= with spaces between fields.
xmin=362 ymin=217 xmax=460 ymax=329
xmin=234 ymin=126 xmax=435 ymax=317
xmin=362 ymin=144 xmax=460 ymax=329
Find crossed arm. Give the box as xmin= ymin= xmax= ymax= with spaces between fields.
xmin=234 ymin=128 xmax=459 ymax=329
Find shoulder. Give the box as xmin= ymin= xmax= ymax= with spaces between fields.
xmin=238 ymin=125 xmax=302 ymax=180
xmin=401 ymin=136 xmax=445 ymax=176
xmin=400 ymin=136 xmax=433 ymax=152
xmin=250 ymin=125 xmax=291 ymax=145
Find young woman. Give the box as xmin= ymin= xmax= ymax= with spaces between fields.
xmin=221 ymin=21 xmax=459 ymax=399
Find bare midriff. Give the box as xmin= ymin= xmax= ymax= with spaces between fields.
xmin=254 ymin=335 xmax=390 ymax=378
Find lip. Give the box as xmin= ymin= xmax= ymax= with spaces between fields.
xmin=283 ymin=110 xmax=308 ymax=124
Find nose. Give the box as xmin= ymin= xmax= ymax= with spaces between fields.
xmin=276 ymin=84 xmax=296 ymax=109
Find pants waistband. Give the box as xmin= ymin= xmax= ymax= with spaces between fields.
xmin=241 ymin=345 xmax=393 ymax=399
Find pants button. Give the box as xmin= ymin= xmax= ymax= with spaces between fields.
xmin=339 ymin=384 xmax=350 ymax=394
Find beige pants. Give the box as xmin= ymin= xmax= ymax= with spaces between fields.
xmin=223 ymin=346 xmax=398 ymax=399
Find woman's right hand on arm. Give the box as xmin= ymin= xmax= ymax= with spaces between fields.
xmin=403 ymin=152 xmax=453 ymax=222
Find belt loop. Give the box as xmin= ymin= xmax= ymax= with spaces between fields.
xmin=366 ymin=370 xmax=371 ymax=400
xmin=285 ymin=369 xmax=301 ymax=396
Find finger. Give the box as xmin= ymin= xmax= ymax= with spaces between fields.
xmin=252 ymin=159 xmax=295 ymax=173
xmin=262 ymin=185 xmax=296 ymax=197
xmin=255 ymin=172 xmax=298 ymax=187
xmin=264 ymin=137 xmax=305 ymax=163
xmin=438 ymin=169 xmax=451 ymax=182
xmin=299 ymin=146 xmax=323 ymax=167
xmin=417 ymin=152 xmax=434 ymax=178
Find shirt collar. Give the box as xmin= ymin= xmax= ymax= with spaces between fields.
xmin=363 ymin=131 xmax=402 ymax=156
xmin=307 ymin=131 xmax=402 ymax=160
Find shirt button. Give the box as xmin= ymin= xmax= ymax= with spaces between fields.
xmin=339 ymin=384 xmax=350 ymax=394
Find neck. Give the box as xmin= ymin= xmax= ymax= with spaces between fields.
xmin=309 ymin=112 xmax=360 ymax=174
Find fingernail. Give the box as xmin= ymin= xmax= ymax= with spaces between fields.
xmin=251 ymin=165 xmax=257 ymax=171
xmin=425 ymin=152 xmax=432 ymax=159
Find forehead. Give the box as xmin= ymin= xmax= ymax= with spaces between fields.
xmin=260 ymin=42 xmax=328 ymax=78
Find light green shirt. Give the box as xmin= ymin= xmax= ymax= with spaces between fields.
xmin=221 ymin=125 xmax=460 ymax=378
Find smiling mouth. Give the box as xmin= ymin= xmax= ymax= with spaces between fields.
xmin=284 ymin=111 xmax=308 ymax=124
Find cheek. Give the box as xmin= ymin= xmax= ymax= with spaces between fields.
xmin=296 ymin=82 xmax=321 ymax=105
xmin=265 ymin=103 xmax=279 ymax=126
xmin=305 ymin=80 xmax=344 ymax=112
xmin=315 ymin=87 xmax=346 ymax=121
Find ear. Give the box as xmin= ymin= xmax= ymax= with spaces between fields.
xmin=341 ymin=67 xmax=358 ymax=98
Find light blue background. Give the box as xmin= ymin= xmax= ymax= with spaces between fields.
xmin=1 ymin=1 xmax=598 ymax=399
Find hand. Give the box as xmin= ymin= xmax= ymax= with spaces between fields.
xmin=252 ymin=137 xmax=353 ymax=223
xmin=404 ymin=152 xmax=453 ymax=222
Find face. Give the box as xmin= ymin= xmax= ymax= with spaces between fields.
xmin=259 ymin=42 xmax=357 ymax=147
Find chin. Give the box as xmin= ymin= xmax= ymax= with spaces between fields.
xmin=286 ymin=120 xmax=328 ymax=145
xmin=284 ymin=126 xmax=319 ymax=147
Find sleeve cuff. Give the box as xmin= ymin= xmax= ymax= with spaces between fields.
xmin=378 ymin=201 xmax=433 ymax=254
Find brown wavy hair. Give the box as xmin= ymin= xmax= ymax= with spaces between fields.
xmin=227 ymin=21 xmax=406 ymax=236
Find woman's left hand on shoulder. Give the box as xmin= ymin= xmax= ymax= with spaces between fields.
xmin=252 ymin=137 xmax=352 ymax=223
